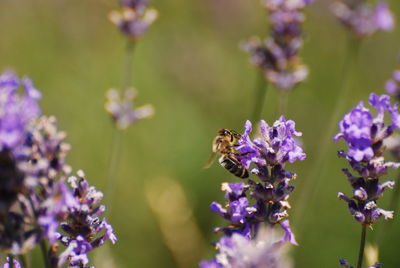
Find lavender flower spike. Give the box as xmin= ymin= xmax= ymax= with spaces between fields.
xmin=335 ymin=93 xmax=400 ymax=226
xmin=0 ymin=70 xmax=41 ymax=150
xmin=57 ymin=170 xmax=117 ymax=267
xmin=105 ymin=88 xmax=154 ymax=129
xmin=208 ymin=118 xmax=305 ymax=247
xmin=242 ymin=0 xmax=312 ymax=90
xmin=200 ymin=228 xmax=292 ymax=268
xmin=332 ymin=0 xmax=395 ymax=37
xmin=109 ymin=0 xmax=158 ymax=39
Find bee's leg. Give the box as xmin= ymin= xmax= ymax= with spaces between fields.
xmin=233 ymin=152 xmax=251 ymax=157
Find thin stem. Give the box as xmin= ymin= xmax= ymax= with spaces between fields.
xmin=40 ymin=240 xmax=50 ymax=268
xmin=8 ymin=254 xmax=13 ymax=268
xmin=105 ymin=128 xmax=124 ymax=211
xmin=293 ymin=38 xmax=361 ymax=232
xmin=122 ymin=41 xmax=136 ymax=89
xmin=106 ymin=40 xmax=136 ymax=211
xmin=278 ymin=90 xmax=288 ymax=116
xmin=251 ymin=72 xmax=268 ymax=122
xmin=357 ymin=225 xmax=367 ymax=268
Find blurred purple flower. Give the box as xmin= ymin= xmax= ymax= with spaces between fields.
xmin=109 ymin=1 xmax=157 ymax=39
xmin=385 ymin=69 xmax=400 ymax=101
xmin=105 ymin=88 xmax=154 ymax=129
xmin=120 ymin=0 xmax=148 ymax=11
xmin=242 ymin=0 xmax=311 ymax=90
xmin=335 ymin=93 xmax=399 ymax=226
xmin=200 ymin=228 xmax=293 ymax=268
xmin=0 ymin=257 xmax=21 ymax=268
xmin=332 ymin=0 xmax=395 ymax=37
xmin=0 ymin=71 xmax=41 ymax=150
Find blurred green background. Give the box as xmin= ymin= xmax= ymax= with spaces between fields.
xmin=1 ymin=0 xmax=400 ymax=267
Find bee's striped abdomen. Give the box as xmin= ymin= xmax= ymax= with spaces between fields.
xmin=219 ymin=156 xmax=249 ymax=179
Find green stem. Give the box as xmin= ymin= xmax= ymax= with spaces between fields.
xmin=40 ymin=240 xmax=50 ymax=268
xmin=278 ymin=90 xmax=288 ymax=116
xmin=105 ymin=128 xmax=124 ymax=211
xmin=106 ymin=40 xmax=136 ymax=211
xmin=251 ymin=72 xmax=268 ymax=122
xmin=122 ymin=41 xmax=136 ymax=89
xmin=357 ymin=225 xmax=367 ymax=268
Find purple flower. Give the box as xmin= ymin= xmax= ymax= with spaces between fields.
xmin=120 ymin=0 xmax=149 ymax=11
xmin=237 ymin=117 xmax=305 ymax=176
xmin=385 ymin=69 xmax=400 ymax=101
xmin=105 ymin=88 xmax=154 ymax=129
xmin=208 ymin=118 xmax=304 ymax=247
xmin=332 ymin=0 xmax=395 ymax=37
xmin=109 ymin=3 xmax=158 ymax=39
xmin=57 ymin=170 xmax=117 ymax=267
xmin=200 ymin=228 xmax=293 ymax=268
xmin=0 ymin=71 xmax=41 ymax=150
xmin=335 ymin=93 xmax=399 ymax=226
xmin=242 ymin=0 xmax=311 ymax=90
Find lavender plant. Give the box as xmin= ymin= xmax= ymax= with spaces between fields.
xmin=105 ymin=0 xmax=157 ymax=206
xmin=0 ymin=71 xmax=116 ymax=267
xmin=293 ymin=1 xmax=396 ymax=235
xmin=332 ymin=0 xmax=395 ymax=37
xmin=201 ymin=117 xmax=305 ymax=266
xmin=242 ymin=0 xmax=312 ymax=120
xmin=335 ymin=93 xmax=400 ymax=268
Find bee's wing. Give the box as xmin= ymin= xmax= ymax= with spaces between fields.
xmin=203 ymin=152 xmax=217 ymax=169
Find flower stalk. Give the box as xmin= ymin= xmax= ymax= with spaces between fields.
xmin=357 ymin=225 xmax=367 ymax=268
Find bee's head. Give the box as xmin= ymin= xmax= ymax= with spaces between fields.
xmin=218 ymin=129 xmax=231 ymax=137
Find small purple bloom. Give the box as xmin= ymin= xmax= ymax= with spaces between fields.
xmin=375 ymin=2 xmax=395 ymax=31
xmin=109 ymin=3 xmax=158 ymax=39
xmin=105 ymin=88 xmax=154 ymax=129
xmin=385 ymin=69 xmax=400 ymax=101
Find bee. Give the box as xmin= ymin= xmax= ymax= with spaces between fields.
xmin=204 ymin=129 xmax=249 ymax=178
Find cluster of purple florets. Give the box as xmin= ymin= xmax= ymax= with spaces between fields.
xmin=335 ymin=93 xmax=400 ymax=267
xmin=331 ymin=0 xmax=394 ymax=37
xmin=242 ymin=0 xmax=312 ymax=90
xmin=335 ymin=93 xmax=400 ymax=226
xmin=201 ymin=117 xmax=305 ymax=267
xmin=0 ymin=71 xmax=116 ymax=267
xmin=109 ymin=0 xmax=158 ymax=39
